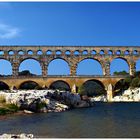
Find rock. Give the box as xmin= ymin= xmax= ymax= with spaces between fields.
xmin=24 ymin=110 xmax=34 ymax=114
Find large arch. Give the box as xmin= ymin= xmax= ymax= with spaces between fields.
xmin=113 ymin=78 xmax=130 ymax=96
xmin=19 ymin=58 xmax=42 ymax=76
xmin=48 ymin=58 xmax=70 ymax=75
xmin=0 ymin=59 xmax=12 ymax=76
xmin=136 ymin=59 xmax=140 ymax=72
xmin=19 ymin=81 xmax=40 ymax=89
xmin=79 ymin=79 xmax=106 ymax=97
xmin=110 ymin=57 xmax=129 ymax=75
xmin=77 ymin=58 xmax=103 ymax=75
xmin=0 ymin=81 xmax=9 ymax=90
xmin=49 ymin=80 xmax=71 ymax=91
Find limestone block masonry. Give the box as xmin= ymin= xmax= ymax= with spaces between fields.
xmin=0 ymin=45 xmax=140 ymax=101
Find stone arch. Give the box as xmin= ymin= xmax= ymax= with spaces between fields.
xmin=100 ymin=50 xmax=105 ymax=55
xmin=136 ymin=58 xmax=140 ymax=72
xmin=19 ymin=80 xmax=40 ymax=89
xmin=0 ymin=50 xmax=4 ymax=55
xmin=48 ymin=58 xmax=70 ymax=75
xmin=116 ymin=50 xmax=121 ymax=55
xmin=110 ymin=57 xmax=130 ymax=75
xmin=108 ymin=50 xmax=113 ymax=55
xmin=74 ymin=50 xmax=80 ymax=56
xmin=65 ymin=50 xmax=71 ymax=55
xmin=80 ymin=79 xmax=106 ymax=96
xmin=77 ymin=58 xmax=103 ymax=75
xmin=133 ymin=50 xmax=138 ymax=55
xmin=113 ymin=79 xmax=129 ymax=96
xmin=0 ymin=59 xmax=12 ymax=76
xmin=27 ymin=50 xmax=33 ymax=55
xmin=8 ymin=50 xmax=14 ymax=55
xmin=49 ymin=80 xmax=71 ymax=91
xmin=82 ymin=50 xmax=88 ymax=55
xmin=56 ymin=50 xmax=62 ymax=55
xmin=19 ymin=58 xmax=42 ymax=75
xmin=0 ymin=81 xmax=10 ymax=90
xmin=37 ymin=50 xmax=43 ymax=55
xmin=18 ymin=50 xmax=24 ymax=55
xmin=91 ymin=50 xmax=96 ymax=55
xmin=124 ymin=50 xmax=130 ymax=55
xmin=46 ymin=50 xmax=52 ymax=55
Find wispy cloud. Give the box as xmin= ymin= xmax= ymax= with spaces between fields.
xmin=0 ymin=23 xmax=20 ymax=39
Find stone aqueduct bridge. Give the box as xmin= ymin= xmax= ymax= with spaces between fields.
xmin=0 ymin=46 xmax=140 ymax=101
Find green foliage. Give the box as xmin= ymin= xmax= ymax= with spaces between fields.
xmin=113 ymin=70 xmax=129 ymax=76
xmin=6 ymin=104 xmax=20 ymax=112
xmin=0 ymin=104 xmax=19 ymax=115
xmin=0 ymin=95 xmax=6 ymax=103
xmin=36 ymin=102 xmax=46 ymax=110
xmin=130 ymin=77 xmax=140 ymax=88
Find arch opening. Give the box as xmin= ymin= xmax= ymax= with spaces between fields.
xmin=18 ymin=50 xmax=24 ymax=55
xmin=114 ymin=78 xmax=130 ymax=96
xmin=79 ymin=80 xmax=106 ymax=97
xmin=0 ymin=59 xmax=12 ymax=76
xmin=74 ymin=50 xmax=80 ymax=56
xmin=110 ymin=58 xmax=129 ymax=75
xmin=0 ymin=51 xmax=4 ymax=55
xmin=37 ymin=50 xmax=43 ymax=55
xmin=48 ymin=58 xmax=70 ymax=75
xmin=65 ymin=50 xmax=70 ymax=55
xmin=124 ymin=50 xmax=130 ymax=55
xmin=8 ymin=50 xmax=14 ymax=55
xmin=19 ymin=81 xmax=40 ymax=89
xmin=91 ymin=50 xmax=96 ymax=55
xmin=46 ymin=50 xmax=52 ymax=55
xmin=56 ymin=50 xmax=61 ymax=55
xmin=27 ymin=50 xmax=33 ymax=55
xmin=19 ymin=58 xmax=42 ymax=76
xmin=0 ymin=81 xmax=9 ymax=90
xmin=108 ymin=50 xmax=113 ymax=55
xmin=136 ymin=59 xmax=140 ymax=72
xmin=82 ymin=50 xmax=88 ymax=55
xmin=50 ymin=80 xmax=70 ymax=91
xmin=77 ymin=58 xmax=103 ymax=75
xmin=100 ymin=50 xmax=104 ymax=55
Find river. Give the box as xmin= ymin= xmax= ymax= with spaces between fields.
xmin=0 ymin=102 xmax=140 ymax=138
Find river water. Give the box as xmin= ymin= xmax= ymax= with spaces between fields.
xmin=0 ymin=102 xmax=140 ymax=138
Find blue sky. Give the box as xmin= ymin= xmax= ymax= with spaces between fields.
xmin=0 ymin=2 xmax=140 ymax=75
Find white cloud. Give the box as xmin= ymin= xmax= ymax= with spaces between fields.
xmin=0 ymin=23 xmax=20 ymax=39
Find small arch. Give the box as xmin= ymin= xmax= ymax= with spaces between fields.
xmin=116 ymin=50 xmax=121 ymax=55
xmin=0 ymin=51 xmax=4 ymax=55
xmin=46 ymin=50 xmax=52 ymax=55
xmin=56 ymin=50 xmax=62 ymax=55
xmin=108 ymin=50 xmax=113 ymax=55
xmin=37 ymin=50 xmax=43 ymax=55
xmin=133 ymin=50 xmax=138 ymax=55
xmin=19 ymin=81 xmax=40 ymax=89
xmin=91 ymin=50 xmax=96 ymax=55
xmin=18 ymin=50 xmax=24 ymax=55
xmin=27 ymin=50 xmax=33 ymax=55
xmin=8 ymin=50 xmax=14 ymax=55
xmin=124 ymin=50 xmax=130 ymax=55
xmin=79 ymin=80 xmax=106 ymax=97
xmin=49 ymin=80 xmax=71 ymax=91
xmin=74 ymin=50 xmax=80 ymax=56
xmin=100 ymin=50 xmax=104 ymax=55
xmin=65 ymin=50 xmax=71 ymax=55
xmin=82 ymin=50 xmax=88 ymax=55
xmin=0 ymin=81 xmax=9 ymax=90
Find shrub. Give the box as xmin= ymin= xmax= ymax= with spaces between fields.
xmin=130 ymin=77 xmax=140 ymax=88
xmin=0 ymin=95 xmax=6 ymax=103
xmin=6 ymin=104 xmax=20 ymax=112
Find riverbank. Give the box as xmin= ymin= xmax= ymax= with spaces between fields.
xmin=0 ymin=90 xmax=94 ymax=116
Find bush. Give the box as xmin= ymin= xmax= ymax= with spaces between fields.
xmin=6 ymin=104 xmax=20 ymax=112
xmin=130 ymin=77 xmax=140 ymax=88
xmin=0 ymin=95 xmax=6 ymax=103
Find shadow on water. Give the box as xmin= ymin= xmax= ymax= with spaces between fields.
xmin=0 ymin=102 xmax=140 ymax=138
